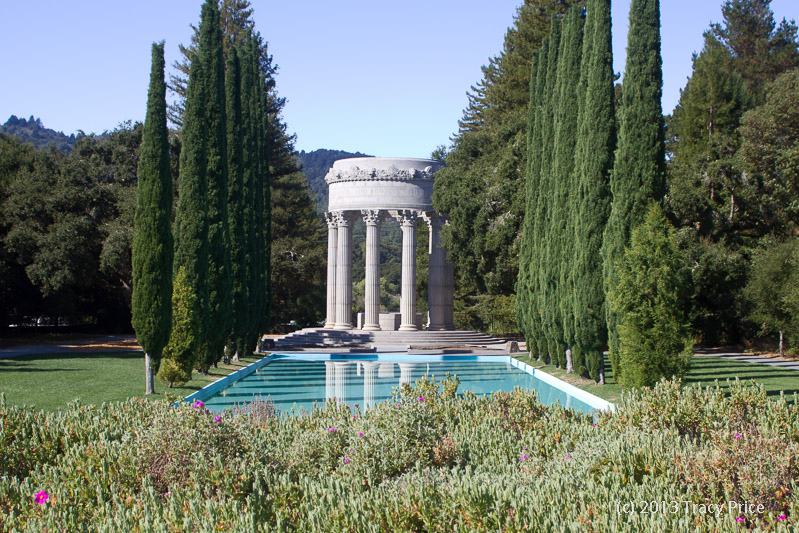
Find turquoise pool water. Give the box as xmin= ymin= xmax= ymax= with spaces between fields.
xmin=200 ymin=355 xmax=599 ymax=415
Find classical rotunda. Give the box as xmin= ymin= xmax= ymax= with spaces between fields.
xmin=323 ymin=157 xmax=455 ymax=331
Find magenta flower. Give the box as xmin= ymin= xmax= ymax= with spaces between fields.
xmin=344 ymin=457 xmax=350 ymax=464
xmin=34 ymin=491 xmax=49 ymax=505
xmin=519 ymin=455 xmax=528 ymax=461
xmin=734 ymin=434 xmax=742 ymax=439
xmin=566 ymin=456 xmax=571 ymax=460
xmin=418 ymin=396 xmax=425 ymax=402
xmin=777 ymin=515 xmax=787 ymax=520
xmin=592 ymin=423 xmax=598 ymax=426
xmin=326 ymin=427 xmax=337 ymax=432
xmin=736 ymin=516 xmax=745 ymax=522
xmin=192 ymin=400 xmax=204 ymax=409
xmin=358 ymin=432 xmax=364 ymax=437
xmin=214 ymin=415 xmax=221 ymax=422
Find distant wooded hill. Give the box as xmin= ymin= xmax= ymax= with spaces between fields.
xmin=297 ymin=148 xmax=370 ymax=213
xmin=1 ymin=115 xmax=78 ymax=152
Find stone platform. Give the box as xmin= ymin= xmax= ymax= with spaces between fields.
xmin=271 ymin=328 xmax=518 ymax=354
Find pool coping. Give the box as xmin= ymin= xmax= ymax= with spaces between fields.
xmin=182 ymin=352 xmax=615 ymax=413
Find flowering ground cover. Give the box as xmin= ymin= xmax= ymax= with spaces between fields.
xmin=0 ymin=377 xmax=797 ymax=531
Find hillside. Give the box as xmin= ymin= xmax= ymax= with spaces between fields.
xmin=297 ymin=148 xmax=370 ymax=213
xmin=1 ymin=115 xmax=78 ymax=152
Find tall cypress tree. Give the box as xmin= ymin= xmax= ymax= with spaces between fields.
xmin=169 ymin=56 xmax=209 ymax=376
xmin=537 ymin=15 xmax=562 ymax=366
xmin=529 ymin=40 xmax=550 ymax=360
xmin=197 ymin=0 xmax=233 ymax=372
xmin=257 ymin=62 xmax=272 ymax=337
xmin=516 ymin=50 xmax=540 ymax=350
xmin=131 ymin=42 xmax=173 ymax=395
xmin=552 ymin=9 xmax=584 ymax=373
xmin=225 ymin=45 xmax=248 ymax=359
xmin=601 ymin=0 xmax=665 ymax=383
xmin=573 ymin=0 xmax=615 ymax=383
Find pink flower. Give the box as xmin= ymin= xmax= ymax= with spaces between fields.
xmin=777 ymin=515 xmax=787 ymax=520
xmin=344 ymin=457 xmax=350 ymax=464
xmin=192 ymin=400 xmax=204 ymax=409
xmin=736 ymin=516 xmax=745 ymax=522
xmin=418 ymin=397 xmax=425 ymax=402
xmin=592 ymin=423 xmax=598 ymax=426
xmin=734 ymin=434 xmax=742 ymax=439
xmin=34 ymin=491 xmax=49 ymax=505
xmin=358 ymin=432 xmax=364 ymax=437
xmin=214 ymin=415 xmax=221 ymax=422
xmin=566 ymin=456 xmax=571 ymax=460
xmin=326 ymin=427 xmax=337 ymax=432
xmin=519 ymin=455 xmax=528 ymax=461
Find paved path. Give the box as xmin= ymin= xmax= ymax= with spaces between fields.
xmin=695 ymin=349 xmax=799 ymax=372
xmin=0 ymin=335 xmax=139 ymax=359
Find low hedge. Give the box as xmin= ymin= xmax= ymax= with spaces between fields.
xmin=0 ymin=377 xmax=797 ymax=531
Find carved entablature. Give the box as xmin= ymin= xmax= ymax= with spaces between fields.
xmin=325 ymin=165 xmax=436 ymax=184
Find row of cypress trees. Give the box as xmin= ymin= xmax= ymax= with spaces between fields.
xmin=132 ymin=0 xmax=271 ymax=394
xmin=517 ymin=0 xmax=666 ymax=385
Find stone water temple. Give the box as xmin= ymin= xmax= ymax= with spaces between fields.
xmin=272 ymin=157 xmax=508 ymax=350
xmin=323 ymin=157 xmax=454 ymax=331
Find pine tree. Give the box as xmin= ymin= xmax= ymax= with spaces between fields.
xmin=197 ymin=0 xmax=233 ymax=372
xmin=612 ymin=204 xmax=693 ymax=389
xmin=225 ymin=46 xmax=248 ymax=359
xmin=131 ymin=42 xmax=173 ymax=395
xmin=552 ymin=9 xmax=584 ymax=373
xmin=602 ymin=0 xmax=665 ymax=383
xmin=170 ymin=56 xmax=209 ymax=376
xmin=572 ymin=0 xmax=615 ymax=383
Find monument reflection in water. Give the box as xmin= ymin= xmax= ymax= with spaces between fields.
xmin=202 ymin=357 xmax=596 ymax=415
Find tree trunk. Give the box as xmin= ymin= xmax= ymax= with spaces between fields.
xmin=565 ymin=347 xmax=574 ymax=373
xmin=144 ymin=353 xmax=155 ymax=395
xmin=779 ymin=330 xmax=784 ymax=357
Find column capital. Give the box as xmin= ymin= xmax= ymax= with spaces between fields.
xmin=361 ymin=209 xmax=384 ymax=225
xmin=324 ymin=211 xmax=338 ymax=228
xmin=389 ymin=209 xmax=419 ymax=227
xmin=421 ymin=211 xmax=447 ymax=227
xmin=332 ymin=210 xmax=358 ymax=228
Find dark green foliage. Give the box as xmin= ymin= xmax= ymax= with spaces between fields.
xmin=0 ymin=115 xmax=77 ymax=153
xmin=197 ymin=0 xmax=232 ymax=372
xmin=552 ymin=9 xmax=583 ymax=371
xmin=612 ymin=204 xmax=693 ymax=389
xmin=572 ymin=0 xmax=615 ymax=381
xmin=225 ymin=46 xmax=248 ymax=358
xmin=171 ymin=57 xmax=209 ymax=374
xmin=738 ymin=68 xmax=799 ymax=238
xmin=745 ymin=238 xmax=799 ymax=355
xmin=602 ymin=0 xmax=666 ymax=381
xmin=132 ymin=43 xmax=174 ymax=386
xmin=710 ymin=0 xmax=799 ymax=103
xmin=434 ymin=1 xmax=584 ymax=303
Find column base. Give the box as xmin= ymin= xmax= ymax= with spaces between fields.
xmin=362 ymin=324 xmax=381 ymax=331
xmin=398 ymin=324 xmax=419 ymax=331
xmin=324 ymin=322 xmax=335 ymax=329
xmin=333 ymin=323 xmax=353 ymax=330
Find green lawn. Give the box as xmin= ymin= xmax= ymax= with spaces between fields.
xmin=517 ymin=353 xmax=799 ymax=403
xmin=0 ymin=351 xmax=262 ymax=411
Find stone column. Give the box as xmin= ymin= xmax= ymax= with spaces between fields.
xmin=361 ymin=209 xmax=382 ymax=331
xmin=334 ymin=211 xmax=355 ymax=329
xmin=443 ymin=220 xmax=455 ymax=329
xmin=324 ymin=212 xmax=338 ymax=329
xmin=361 ymin=361 xmax=379 ymax=408
xmin=424 ymin=213 xmax=446 ymax=330
xmin=392 ymin=210 xmax=419 ymax=331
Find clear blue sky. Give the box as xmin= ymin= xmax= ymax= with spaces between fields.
xmin=1 ymin=1 xmax=796 ymax=159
